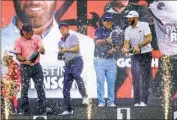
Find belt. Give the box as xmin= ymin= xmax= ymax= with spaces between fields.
xmin=21 ymin=62 xmax=39 ymax=66
xmin=65 ymin=56 xmax=82 ymax=66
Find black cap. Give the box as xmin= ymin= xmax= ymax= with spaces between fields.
xmin=59 ymin=23 xmax=68 ymax=28
xmin=22 ymin=23 xmax=33 ymax=32
xmin=103 ymin=13 xmax=113 ymax=21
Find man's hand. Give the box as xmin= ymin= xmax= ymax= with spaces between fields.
xmin=38 ymin=46 xmax=45 ymax=54
xmin=107 ymin=48 xmax=116 ymax=54
xmin=106 ymin=37 xmax=112 ymax=43
xmin=113 ymin=45 xmax=120 ymax=51
xmin=121 ymin=48 xmax=129 ymax=53
xmin=132 ymin=46 xmax=141 ymax=54
xmin=16 ymin=54 xmax=26 ymax=62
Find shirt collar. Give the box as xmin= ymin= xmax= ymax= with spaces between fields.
xmin=102 ymin=26 xmax=112 ymax=31
xmin=135 ymin=21 xmax=140 ymax=28
xmin=61 ymin=33 xmax=70 ymax=42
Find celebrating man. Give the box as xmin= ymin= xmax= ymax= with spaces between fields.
xmin=14 ymin=23 xmax=51 ymax=115
xmin=58 ymin=23 xmax=89 ymax=115
xmin=94 ymin=13 xmax=120 ymax=107
xmin=122 ymin=11 xmax=152 ymax=106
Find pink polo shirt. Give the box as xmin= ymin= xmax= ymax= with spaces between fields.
xmin=14 ymin=35 xmax=43 ymax=65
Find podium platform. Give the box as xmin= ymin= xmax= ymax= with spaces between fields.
xmin=8 ymin=106 xmax=173 ymax=120
xmin=6 ymin=98 xmax=177 ymax=120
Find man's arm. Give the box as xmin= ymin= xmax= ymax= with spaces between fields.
xmin=122 ymin=40 xmax=130 ymax=53
xmin=133 ymin=23 xmax=152 ymax=54
xmin=14 ymin=39 xmax=33 ymax=65
xmin=16 ymin=54 xmax=26 ymax=62
xmin=16 ymin=54 xmax=33 ymax=65
xmin=95 ymin=38 xmax=111 ymax=45
xmin=59 ymin=34 xmax=80 ymax=53
xmin=95 ymin=39 xmax=106 ymax=45
xmin=132 ymin=34 xmax=152 ymax=55
xmin=60 ymin=45 xmax=80 ymax=53
xmin=14 ymin=40 xmax=25 ymax=62
xmin=138 ymin=22 xmax=152 ymax=48
xmin=123 ymin=40 xmax=130 ymax=49
xmin=138 ymin=34 xmax=152 ymax=48
xmin=94 ymin=28 xmax=112 ymax=45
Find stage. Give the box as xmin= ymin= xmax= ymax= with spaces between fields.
xmin=7 ymin=98 xmax=177 ymax=120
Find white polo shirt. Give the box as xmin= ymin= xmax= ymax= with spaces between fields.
xmin=125 ymin=21 xmax=152 ymax=53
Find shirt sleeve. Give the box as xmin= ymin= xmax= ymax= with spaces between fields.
xmin=94 ymin=29 xmax=102 ymax=40
xmin=37 ymin=35 xmax=43 ymax=47
xmin=58 ymin=40 xmax=62 ymax=49
xmin=124 ymin=28 xmax=130 ymax=41
xmin=144 ymin=22 xmax=151 ymax=36
xmin=14 ymin=39 xmax=22 ymax=54
xmin=71 ymin=34 xmax=79 ymax=46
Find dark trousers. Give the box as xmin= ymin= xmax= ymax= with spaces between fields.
xmin=63 ymin=57 xmax=87 ymax=111
xmin=20 ymin=63 xmax=46 ymax=112
xmin=131 ymin=52 xmax=152 ymax=104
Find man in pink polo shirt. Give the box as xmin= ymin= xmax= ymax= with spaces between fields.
xmin=14 ymin=23 xmax=51 ymax=115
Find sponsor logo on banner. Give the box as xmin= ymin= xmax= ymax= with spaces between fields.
xmin=117 ymin=58 xmax=159 ymax=68
xmin=117 ymin=108 xmax=130 ymax=119
xmin=30 ymin=67 xmax=66 ymax=90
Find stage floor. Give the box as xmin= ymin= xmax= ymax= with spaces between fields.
xmin=4 ymin=98 xmax=177 ymax=119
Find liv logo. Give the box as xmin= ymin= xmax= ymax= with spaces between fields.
xmin=174 ymin=111 xmax=177 ymax=120
xmin=117 ymin=108 xmax=130 ymax=119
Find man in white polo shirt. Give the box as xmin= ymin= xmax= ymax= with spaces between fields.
xmin=122 ymin=10 xmax=152 ymax=107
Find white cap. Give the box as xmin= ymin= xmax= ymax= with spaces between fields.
xmin=125 ymin=11 xmax=139 ymax=18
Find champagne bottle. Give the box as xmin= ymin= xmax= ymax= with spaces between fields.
xmin=29 ymin=51 xmax=39 ymax=63
xmin=57 ymin=47 xmax=64 ymax=60
xmin=129 ymin=47 xmax=135 ymax=53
